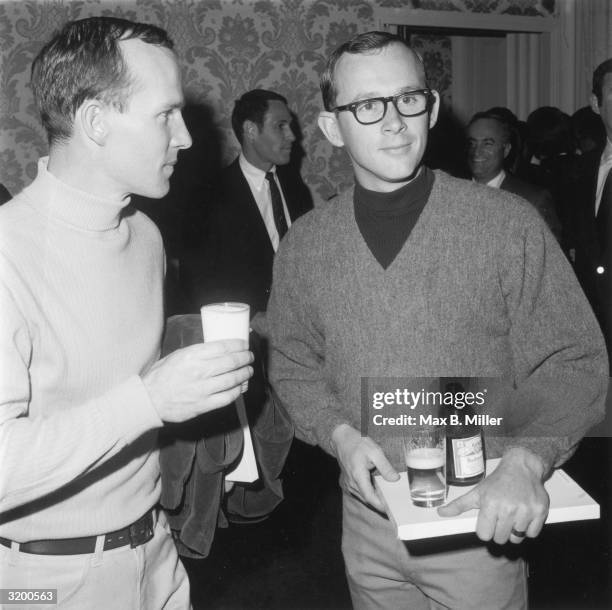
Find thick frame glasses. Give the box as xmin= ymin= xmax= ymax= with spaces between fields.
xmin=332 ymin=89 xmax=434 ymax=125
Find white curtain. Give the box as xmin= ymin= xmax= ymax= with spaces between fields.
xmin=574 ymin=0 xmax=612 ymax=108
xmin=506 ymin=33 xmax=542 ymax=120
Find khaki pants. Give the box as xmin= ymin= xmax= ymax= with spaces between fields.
xmin=342 ymin=492 xmax=528 ymax=610
xmin=0 ymin=511 xmax=191 ymax=610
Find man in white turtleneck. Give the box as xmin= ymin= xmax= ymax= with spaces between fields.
xmin=0 ymin=17 xmax=253 ymax=609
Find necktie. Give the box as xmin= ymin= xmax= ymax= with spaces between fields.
xmin=597 ymin=167 xmax=612 ymax=250
xmin=265 ymin=171 xmax=288 ymax=240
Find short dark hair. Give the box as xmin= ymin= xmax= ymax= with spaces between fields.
xmin=320 ymin=31 xmax=426 ymax=112
xmin=592 ymin=58 xmax=612 ymax=105
xmin=526 ymin=106 xmax=572 ymax=158
xmin=484 ymin=106 xmax=518 ymax=128
xmin=467 ymin=111 xmax=512 ymax=145
xmin=571 ymin=105 xmax=606 ymax=152
xmin=231 ymin=89 xmax=288 ymax=145
xmin=31 ymin=16 xmax=173 ymax=145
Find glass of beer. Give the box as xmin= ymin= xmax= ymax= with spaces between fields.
xmin=404 ymin=426 xmax=446 ymax=508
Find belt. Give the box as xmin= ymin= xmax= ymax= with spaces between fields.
xmin=0 ymin=509 xmax=155 ymax=556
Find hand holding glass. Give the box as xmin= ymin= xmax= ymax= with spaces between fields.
xmin=404 ymin=427 xmax=446 ymax=508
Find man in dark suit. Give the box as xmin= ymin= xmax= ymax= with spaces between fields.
xmin=467 ymin=110 xmax=561 ymax=240
xmin=180 ymin=90 xmax=313 ymax=520
xmin=185 ymin=89 xmax=312 ymax=315
xmin=571 ymin=59 xmax=612 ymax=358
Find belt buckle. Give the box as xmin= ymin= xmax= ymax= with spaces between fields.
xmin=128 ymin=512 xmax=154 ymax=548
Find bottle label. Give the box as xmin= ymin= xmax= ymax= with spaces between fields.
xmin=451 ymin=434 xmax=484 ymax=478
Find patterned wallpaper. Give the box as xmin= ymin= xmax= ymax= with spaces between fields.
xmin=0 ymin=0 xmax=555 ymax=205
xmin=380 ymin=0 xmax=554 ymax=15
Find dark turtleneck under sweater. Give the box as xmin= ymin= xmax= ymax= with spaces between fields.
xmin=354 ymin=166 xmax=434 ymax=269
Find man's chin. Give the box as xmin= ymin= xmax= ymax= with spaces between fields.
xmin=472 ymin=173 xmax=492 ymax=183
xmin=276 ymin=154 xmax=291 ymax=166
xmin=154 ymin=176 xmax=172 ymax=197
xmin=387 ymin=164 xmax=421 ymax=184
xmin=135 ymin=183 xmax=170 ymax=200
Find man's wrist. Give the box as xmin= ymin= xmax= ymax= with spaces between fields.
xmin=501 ymin=446 xmax=547 ymax=480
xmin=330 ymin=423 xmax=356 ymax=458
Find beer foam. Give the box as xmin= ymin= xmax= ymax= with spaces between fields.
xmin=405 ymin=447 xmax=444 ymax=469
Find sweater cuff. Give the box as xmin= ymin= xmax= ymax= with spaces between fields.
xmin=317 ymin=413 xmax=355 ymax=457
xmin=496 ymin=437 xmax=573 ymax=475
xmin=103 ymin=375 xmax=163 ymax=445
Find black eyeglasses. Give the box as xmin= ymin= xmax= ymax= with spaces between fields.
xmin=332 ymin=89 xmax=435 ymax=125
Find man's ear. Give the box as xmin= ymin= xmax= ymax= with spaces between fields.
xmin=503 ymin=142 xmax=512 ymax=159
xmin=590 ymin=93 xmax=601 ymax=116
xmin=77 ymin=100 xmax=108 ymax=145
xmin=244 ymin=120 xmax=259 ymax=142
xmin=428 ymin=90 xmax=441 ymax=129
xmin=317 ymin=111 xmax=344 ymax=148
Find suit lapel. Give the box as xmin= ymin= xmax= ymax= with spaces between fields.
xmin=228 ymin=159 xmax=275 ymax=254
xmin=276 ymin=166 xmax=305 ymax=222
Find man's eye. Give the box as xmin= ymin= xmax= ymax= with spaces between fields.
xmin=358 ymin=100 xmax=377 ymax=112
xmin=399 ymin=94 xmax=418 ymax=105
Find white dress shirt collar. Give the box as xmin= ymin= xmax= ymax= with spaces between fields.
xmin=239 ymin=153 xmax=276 ymax=187
xmin=472 ymin=169 xmax=505 ymax=189
xmin=485 ymin=169 xmax=506 ymax=189
xmin=595 ymin=139 xmax=612 ymax=215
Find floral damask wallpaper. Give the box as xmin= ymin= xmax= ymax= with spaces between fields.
xmin=0 ymin=0 xmax=555 ymax=205
xmin=380 ymin=0 xmax=554 ymax=15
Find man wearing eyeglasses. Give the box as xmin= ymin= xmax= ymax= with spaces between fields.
xmin=266 ymin=31 xmax=607 ymax=609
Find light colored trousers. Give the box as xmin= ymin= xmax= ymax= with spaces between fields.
xmin=342 ymin=492 xmax=528 ymax=609
xmin=0 ymin=510 xmax=191 ymax=610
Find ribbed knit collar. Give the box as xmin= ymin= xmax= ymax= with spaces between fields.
xmin=354 ymin=166 xmax=431 ymax=215
xmin=24 ymin=157 xmax=129 ymax=231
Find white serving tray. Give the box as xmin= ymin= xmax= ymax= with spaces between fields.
xmin=375 ymin=458 xmax=599 ymax=541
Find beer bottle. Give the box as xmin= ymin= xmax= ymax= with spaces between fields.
xmin=442 ymin=379 xmax=485 ymax=486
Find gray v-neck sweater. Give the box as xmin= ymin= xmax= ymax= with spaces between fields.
xmin=267 ymin=170 xmax=608 ymax=471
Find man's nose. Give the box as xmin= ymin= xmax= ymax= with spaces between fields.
xmin=381 ymin=100 xmax=405 ymax=133
xmin=172 ymin=113 xmax=192 ymax=150
xmin=469 ymin=142 xmax=482 ymax=157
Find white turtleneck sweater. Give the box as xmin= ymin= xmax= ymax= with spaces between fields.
xmin=0 ymin=158 xmax=165 ymax=541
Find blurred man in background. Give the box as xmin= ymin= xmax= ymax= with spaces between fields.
xmin=466 ymin=110 xmax=561 ymax=239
